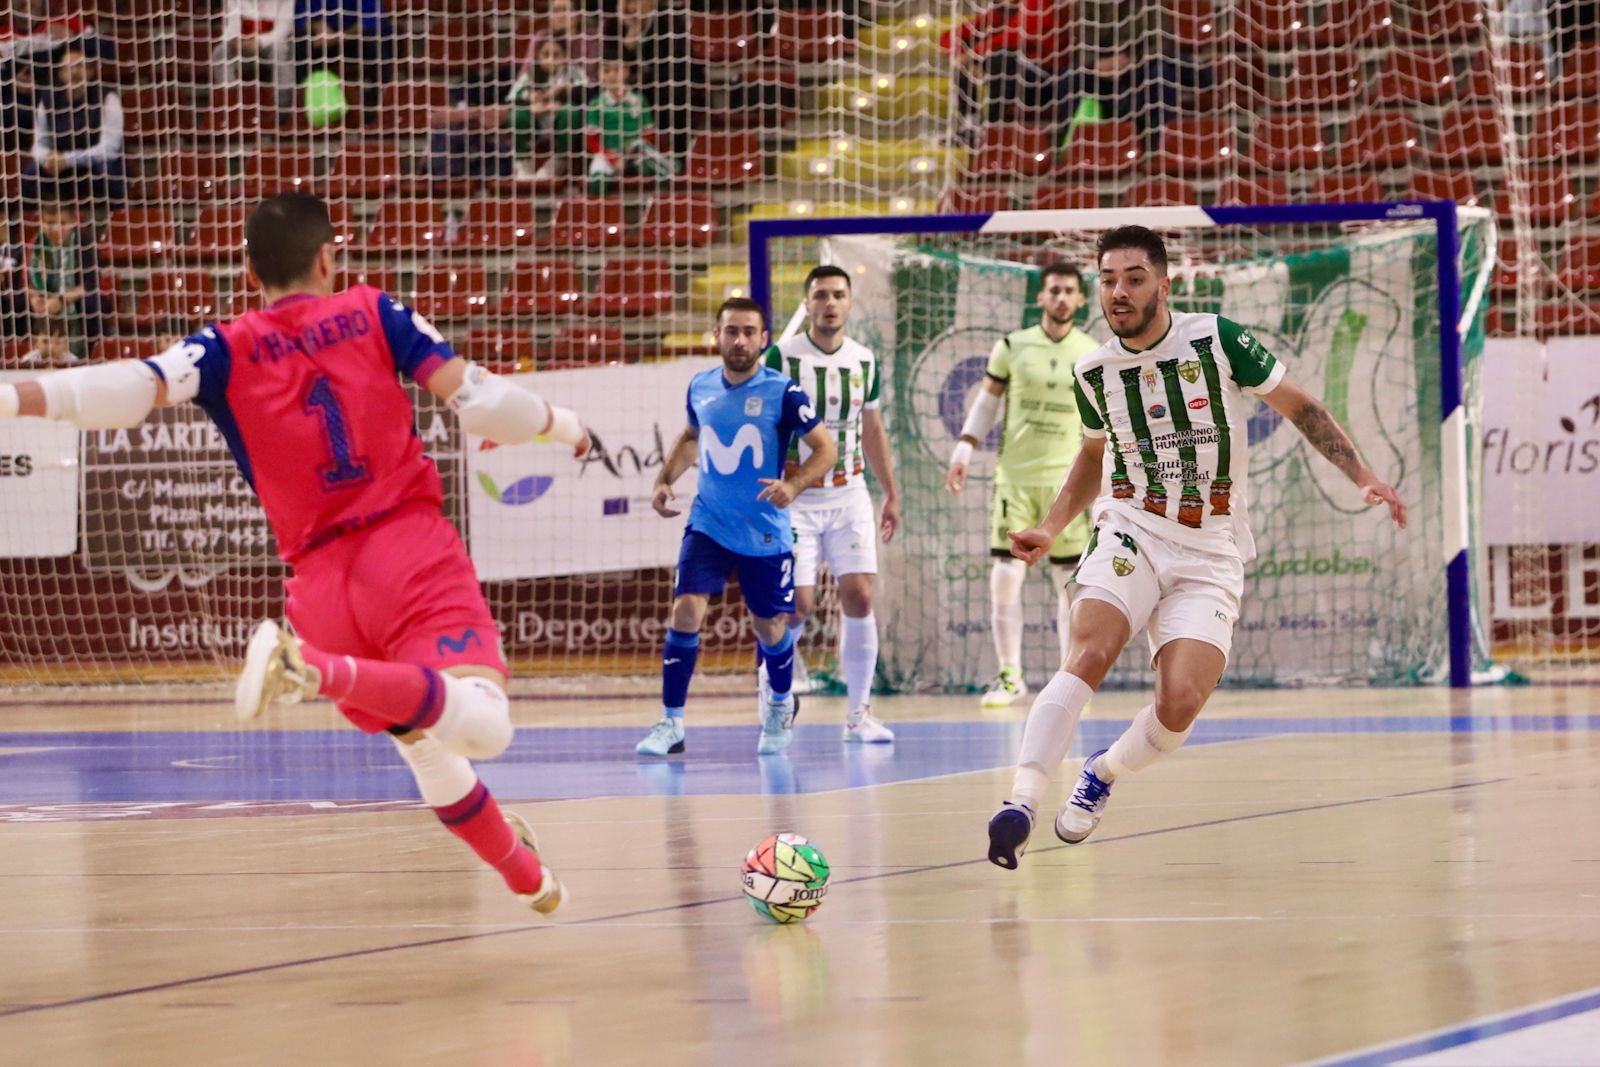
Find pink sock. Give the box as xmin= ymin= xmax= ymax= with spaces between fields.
xmin=433 ymin=781 xmax=544 ymax=894
xmin=300 ymin=644 xmax=447 ymax=733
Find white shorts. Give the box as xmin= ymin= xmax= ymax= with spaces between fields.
xmin=790 ymin=492 xmax=879 ymax=588
xmin=1071 ymin=511 xmax=1244 ymax=666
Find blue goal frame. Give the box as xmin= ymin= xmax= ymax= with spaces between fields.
xmin=748 ymin=202 xmax=1477 ymax=688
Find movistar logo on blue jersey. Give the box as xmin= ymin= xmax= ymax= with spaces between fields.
xmin=700 ymin=423 xmax=764 ymax=474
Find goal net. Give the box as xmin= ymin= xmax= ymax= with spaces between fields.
xmin=753 ymin=203 xmax=1497 ymax=689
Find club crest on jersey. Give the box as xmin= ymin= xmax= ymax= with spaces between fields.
xmin=1143 ymin=369 xmax=1157 ymax=391
xmin=744 ymin=396 xmax=764 ymax=416
xmin=1178 ymin=360 xmax=1202 ymax=383
xmin=1147 ymin=403 xmax=1167 ymax=419
xmin=1112 ymin=556 xmax=1135 ymax=577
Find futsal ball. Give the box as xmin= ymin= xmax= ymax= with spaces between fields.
xmin=741 ymin=833 xmax=830 ymax=924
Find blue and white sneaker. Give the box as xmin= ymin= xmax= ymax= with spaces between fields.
xmin=1055 ymin=749 xmax=1114 ymax=843
xmin=636 ymin=717 xmax=685 ymax=756
xmin=987 ymin=801 xmax=1034 ymax=869
xmin=757 ymin=693 xmax=800 ymax=755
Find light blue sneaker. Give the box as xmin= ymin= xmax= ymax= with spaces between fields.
xmin=756 ymin=693 xmax=799 ymax=755
xmin=1055 ymin=749 xmax=1114 ymax=843
xmin=636 ymin=717 xmax=685 ymax=756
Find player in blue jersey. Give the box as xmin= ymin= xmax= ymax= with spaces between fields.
xmin=638 ymin=298 xmax=839 ymax=757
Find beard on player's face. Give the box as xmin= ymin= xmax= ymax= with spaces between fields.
xmin=721 ymin=344 xmax=759 ymax=372
xmin=1105 ymin=290 xmax=1160 ymax=339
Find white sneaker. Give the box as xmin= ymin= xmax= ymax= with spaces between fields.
xmin=980 ymin=667 xmax=1028 ymax=709
xmin=504 ymin=810 xmax=567 ymax=915
xmin=234 ymin=620 xmax=320 ymax=722
xmin=1054 ymin=749 xmax=1115 ymax=844
xmin=636 ymin=717 xmax=685 ymax=756
xmin=757 ymin=693 xmax=799 ymax=755
xmin=843 ymin=707 xmax=894 ymax=743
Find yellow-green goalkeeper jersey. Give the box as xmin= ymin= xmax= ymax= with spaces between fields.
xmin=986 ymin=324 xmax=1101 ymax=486
xmin=764 ymin=332 xmax=881 ymax=509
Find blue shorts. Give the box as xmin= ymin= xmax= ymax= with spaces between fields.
xmin=674 ymin=529 xmax=795 ymax=619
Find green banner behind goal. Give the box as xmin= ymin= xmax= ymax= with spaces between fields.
xmin=752 ymin=205 xmax=1495 ymax=690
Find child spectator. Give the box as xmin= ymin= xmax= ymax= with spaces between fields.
xmin=24 ymin=193 xmax=108 ymax=363
xmin=508 ymin=35 xmax=593 ymax=180
xmin=583 ymin=55 xmax=673 ymax=194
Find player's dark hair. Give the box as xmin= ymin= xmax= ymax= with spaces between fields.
xmin=246 ymin=191 xmax=336 ymax=288
xmin=805 ymin=264 xmax=852 ymax=292
xmin=717 ymin=297 xmax=768 ymax=331
xmin=1039 ymin=261 xmax=1084 ymax=289
xmin=1095 ymin=225 xmax=1168 ymax=274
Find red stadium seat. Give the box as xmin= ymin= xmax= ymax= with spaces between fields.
xmin=335 ymin=267 xmax=400 ymax=294
xmin=1120 ymin=179 xmax=1199 ymax=207
xmin=377 ymin=82 xmax=457 ymax=133
xmin=1403 ymin=169 xmax=1488 ymax=208
xmin=939 ymin=185 xmax=1012 ymax=214
xmin=1557 ymin=42 xmax=1600 ymax=99
xmin=134 ymin=271 xmax=219 ymax=331
xmin=547 ymin=325 xmax=638 ymax=363
xmin=1371 ymin=48 xmax=1457 ymax=106
xmin=689 ymin=11 xmax=756 ymax=62
xmin=1506 ymin=168 xmax=1579 ymax=226
xmin=1525 ymin=103 xmax=1600 ymax=163
xmin=969 ymin=124 xmax=1057 ymax=179
xmin=1283 ymin=52 xmax=1363 ymax=108
xmin=1395 ymin=0 xmax=1483 ymax=41
xmin=98 ymin=209 xmax=179 ymax=266
xmin=1029 ymin=183 xmax=1099 ymax=210
xmin=539 ymin=195 xmax=629 ymax=251
xmin=324 ymin=146 xmax=404 ymax=200
xmin=94 ymin=336 xmax=166 ymax=361
xmin=629 ymin=195 xmax=719 ymax=248
xmin=1150 ymin=119 xmax=1237 ymax=176
xmin=1335 ymin=113 xmax=1420 ymax=169
xmin=1058 ymin=121 xmax=1140 ymax=177
xmin=399 ymin=264 xmax=491 ymax=321
xmin=424 ymin=18 xmax=498 ymax=77
xmin=196 ymin=84 xmax=277 ymax=141
xmin=1464 ymin=44 xmax=1549 ymax=99
xmin=362 ymin=201 xmax=461 ymax=254
xmin=238 ymin=148 xmax=320 ymax=200
xmin=1244 ymin=115 xmax=1328 ymax=172
xmin=1535 ymin=302 xmax=1600 ymax=337
xmin=222 ymin=272 xmax=262 ymax=317
xmin=134 ymin=151 xmax=231 ymax=204
xmin=1430 ymin=108 xmax=1505 ymax=166
xmin=1309 ymin=0 xmax=1393 ymax=46
xmin=498 ymin=260 xmax=584 ymax=317
xmin=121 ymin=86 xmax=185 ymax=148
xmin=1311 ymin=172 xmax=1384 ymax=203
xmin=1168 ymin=0 xmax=1218 ymax=48
xmin=459 ymin=327 xmax=536 ymax=368
xmin=772 ymin=8 xmax=851 ymax=62
xmin=1557 ymin=238 xmax=1600 ymax=294
xmin=1492 ymin=238 xmax=1520 ymax=297
xmin=1215 ymin=175 xmax=1290 ymax=205
xmin=1232 ymin=0 xmax=1307 ymax=48
xmin=680 ymin=132 xmax=764 ymax=187
xmin=182 ymin=205 xmax=251 ymax=265
xmin=461 ymin=199 xmax=540 ymax=252
xmin=589 ymin=259 xmax=676 ymax=317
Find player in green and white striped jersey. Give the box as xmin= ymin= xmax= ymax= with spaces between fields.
xmin=947 ymin=262 xmax=1101 ymax=709
xmin=759 ymin=265 xmax=901 ymax=743
xmin=986 ymin=225 xmax=1407 ymax=870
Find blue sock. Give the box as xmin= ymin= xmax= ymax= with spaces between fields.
xmin=662 ymin=629 xmax=699 ymax=717
xmin=758 ymin=627 xmax=796 ymax=702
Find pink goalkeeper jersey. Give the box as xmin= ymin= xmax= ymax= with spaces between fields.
xmin=143 ymin=286 xmax=457 ymax=565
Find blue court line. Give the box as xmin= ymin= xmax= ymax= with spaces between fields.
xmin=1306 ymin=985 xmax=1600 ymax=1066
xmin=0 ymin=775 xmax=1504 ymax=1022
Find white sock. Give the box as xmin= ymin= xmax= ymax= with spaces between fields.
xmin=1051 ymin=563 xmax=1075 ymax=663
xmin=391 ymin=735 xmax=478 ymax=808
xmin=425 ymin=674 xmax=514 ymax=760
xmin=1008 ymin=671 xmax=1095 ymax=811
xmin=990 ymin=558 xmax=1026 ymax=672
xmin=1100 ymin=703 xmax=1191 ymax=780
xmin=840 ymin=612 xmax=878 ymax=718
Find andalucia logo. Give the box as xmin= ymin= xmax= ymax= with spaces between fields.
xmin=1112 ymin=556 xmax=1135 ymax=577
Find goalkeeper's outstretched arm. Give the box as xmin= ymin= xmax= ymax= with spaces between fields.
xmin=0 ymin=361 xmax=163 ymax=428
xmin=427 ymin=357 xmax=591 ymax=457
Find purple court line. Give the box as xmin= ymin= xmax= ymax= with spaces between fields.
xmin=0 ymin=776 xmax=1507 ymax=1022
xmin=0 ymin=690 xmax=755 ymax=709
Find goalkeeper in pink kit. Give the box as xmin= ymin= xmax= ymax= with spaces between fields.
xmin=0 ymin=192 xmax=589 ymax=915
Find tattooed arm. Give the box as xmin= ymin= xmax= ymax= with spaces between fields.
xmin=1262 ymin=377 xmax=1407 ymax=529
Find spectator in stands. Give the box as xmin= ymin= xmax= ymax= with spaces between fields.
xmin=0 ymin=218 xmax=27 ymax=347
xmin=292 ymin=0 xmax=395 ymax=125
xmin=1 ymin=2 xmax=114 ymax=155
xmin=214 ymin=0 xmax=297 ymax=97
xmin=23 ymin=192 xmax=107 ymax=364
xmin=508 ymin=35 xmax=593 ymax=180
xmin=1059 ymin=2 xmax=1183 ymax=150
xmin=525 ymin=0 xmax=602 ymax=83
xmin=605 ymin=0 xmax=705 ymax=158
xmin=583 ymin=53 xmax=674 ymax=194
xmin=941 ymin=0 xmax=1070 ymax=142
xmin=22 ymin=46 xmax=124 ymax=210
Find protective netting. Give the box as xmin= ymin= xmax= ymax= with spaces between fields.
xmin=765 ymin=211 xmax=1494 ymax=688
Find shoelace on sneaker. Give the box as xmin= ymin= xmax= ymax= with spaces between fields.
xmin=648 ymin=720 xmax=679 ymax=743
xmin=1069 ymin=770 xmax=1111 ymax=813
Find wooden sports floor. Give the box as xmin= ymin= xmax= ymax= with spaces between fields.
xmin=2 ymin=682 xmax=1597 ymax=1067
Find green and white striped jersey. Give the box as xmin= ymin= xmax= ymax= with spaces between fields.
xmin=1073 ymin=311 xmax=1286 ymax=562
xmin=765 ymin=332 xmax=881 ymax=509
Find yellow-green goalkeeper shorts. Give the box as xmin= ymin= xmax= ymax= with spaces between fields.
xmin=989 ymin=479 xmax=1091 ymax=563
